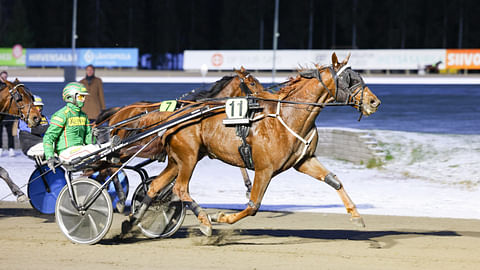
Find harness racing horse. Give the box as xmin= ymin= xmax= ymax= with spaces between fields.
xmin=123 ymin=53 xmax=381 ymax=236
xmin=91 ymin=68 xmax=265 ymax=197
xmin=0 ymin=79 xmax=42 ymax=202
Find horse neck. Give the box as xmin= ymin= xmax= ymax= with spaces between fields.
xmin=0 ymin=89 xmax=11 ymax=113
xmin=278 ymin=76 xmax=333 ymax=133
xmin=214 ymin=77 xmax=242 ymax=98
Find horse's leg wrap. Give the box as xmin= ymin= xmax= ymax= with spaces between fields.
xmin=122 ymin=195 xmax=152 ymax=234
xmin=184 ymin=200 xmax=212 ymax=236
xmin=184 ymin=200 xmax=203 ymax=217
xmin=132 ymin=195 xmax=152 ymax=224
xmin=113 ymin=175 xmax=126 ymax=201
xmin=324 ymin=172 xmax=342 ymax=190
xmin=248 ymin=200 xmax=261 ymax=216
xmin=112 ymin=174 xmax=126 ymax=213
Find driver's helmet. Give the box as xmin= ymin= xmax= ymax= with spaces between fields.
xmin=62 ymin=82 xmax=89 ymax=107
xmin=33 ymin=95 xmax=44 ymax=106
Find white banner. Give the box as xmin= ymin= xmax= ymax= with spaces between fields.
xmin=184 ymin=49 xmax=446 ymax=71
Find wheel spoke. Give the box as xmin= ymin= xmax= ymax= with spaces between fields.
xmin=67 ymin=217 xmax=85 ymax=234
xmin=87 ymin=214 xmax=99 ymax=236
xmin=58 ymin=204 xmax=80 ymax=217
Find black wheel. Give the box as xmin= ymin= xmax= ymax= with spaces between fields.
xmin=131 ymin=178 xmax=185 ymax=238
xmin=55 ymin=177 xmax=113 ymax=245
xmin=27 ymin=165 xmax=67 ymax=214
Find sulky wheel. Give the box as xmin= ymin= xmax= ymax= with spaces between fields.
xmin=131 ymin=178 xmax=186 ymax=238
xmin=28 ymin=165 xmax=67 ymax=215
xmin=89 ymin=169 xmax=129 ymax=210
xmin=55 ymin=177 xmax=113 ymax=245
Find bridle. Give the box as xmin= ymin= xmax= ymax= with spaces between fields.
xmin=300 ymin=65 xmax=367 ymax=121
xmin=0 ymin=83 xmax=34 ymax=122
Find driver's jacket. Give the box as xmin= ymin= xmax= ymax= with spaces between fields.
xmin=43 ymin=103 xmax=94 ymax=160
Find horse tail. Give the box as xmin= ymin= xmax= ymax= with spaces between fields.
xmin=94 ymin=107 xmax=122 ymax=126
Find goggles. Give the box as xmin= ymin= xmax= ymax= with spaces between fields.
xmin=76 ymin=94 xmax=87 ymax=102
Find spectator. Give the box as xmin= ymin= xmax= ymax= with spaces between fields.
xmin=0 ymin=70 xmax=16 ymax=157
xmin=79 ymin=64 xmax=105 ymax=122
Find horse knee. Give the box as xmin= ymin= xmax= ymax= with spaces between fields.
xmin=324 ymin=172 xmax=342 ymax=190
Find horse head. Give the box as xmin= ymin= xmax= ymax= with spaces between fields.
xmin=1 ymin=79 xmax=42 ymax=126
xmin=329 ymin=53 xmax=381 ymax=116
xmin=233 ymin=66 xmax=264 ymax=95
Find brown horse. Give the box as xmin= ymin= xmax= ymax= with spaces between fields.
xmin=0 ymin=79 xmax=41 ymax=126
xmin=124 ymin=53 xmax=381 ymax=236
xmin=91 ymin=68 xmax=265 ymax=205
xmin=0 ymin=79 xmax=42 ymax=202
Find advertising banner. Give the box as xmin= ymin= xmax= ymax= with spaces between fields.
xmin=26 ymin=48 xmax=138 ymax=67
xmin=446 ymin=49 xmax=480 ymax=69
xmin=0 ymin=47 xmax=26 ymax=66
xmin=184 ymin=49 xmax=445 ymax=71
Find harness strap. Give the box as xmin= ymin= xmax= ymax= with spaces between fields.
xmin=264 ymin=101 xmax=317 ymax=165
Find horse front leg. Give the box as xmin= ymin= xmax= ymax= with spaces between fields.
xmin=212 ymin=168 xmax=273 ymax=224
xmin=295 ymin=157 xmax=365 ymax=227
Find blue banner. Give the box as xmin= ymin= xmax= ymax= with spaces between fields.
xmin=26 ymin=48 xmax=138 ymax=67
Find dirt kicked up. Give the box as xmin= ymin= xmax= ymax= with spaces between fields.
xmin=0 ymin=201 xmax=479 ymax=270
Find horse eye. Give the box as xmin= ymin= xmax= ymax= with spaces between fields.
xmin=250 ymin=82 xmax=255 ymax=86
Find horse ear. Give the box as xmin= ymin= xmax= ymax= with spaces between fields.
xmin=234 ymin=68 xmax=242 ymax=77
xmin=342 ymin=53 xmax=351 ymax=66
xmin=14 ymin=78 xmax=20 ymax=83
xmin=332 ymin=53 xmax=339 ymax=69
xmin=240 ymin=66 xmax=246 ymax=73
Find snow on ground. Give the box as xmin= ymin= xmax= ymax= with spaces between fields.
xmin=1 ymin=130 xmax=479 ymax=220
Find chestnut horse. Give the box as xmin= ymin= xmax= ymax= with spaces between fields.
xmin=0 ymin=79 xmax=42 ymax=202
xmin=0 ymin=79 xmax=41 ymax=126
xmin=124 ymin=53 xmax=381 ymax=236
xmin=91 ymin=68 xmax=265 ymax=197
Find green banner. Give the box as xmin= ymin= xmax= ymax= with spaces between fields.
xmin=0 ymin=48 xmax=26 ymax=66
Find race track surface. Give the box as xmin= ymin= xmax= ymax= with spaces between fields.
xmin=0 ymin=201 xmax=478 ymax=270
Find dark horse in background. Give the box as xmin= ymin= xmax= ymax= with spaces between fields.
xmin=123 ymin=53 xmax=381 ymax=236
xmin=0 ymin=80 xmax=42 ymax=202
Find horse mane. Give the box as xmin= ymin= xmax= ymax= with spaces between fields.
xmin=180 ymin=76 xmax=235 ymax=101
xmin=94 ymin=107 xmax=122 ymax=125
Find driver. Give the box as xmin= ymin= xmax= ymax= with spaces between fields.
xmin=42 ymin=82 xmax=126 ymax=212
xmin=43 ymin=82 xmax=94 ymax=166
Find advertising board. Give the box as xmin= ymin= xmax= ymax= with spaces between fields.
xmin=26 ymin=48 xmax=138 ymax=67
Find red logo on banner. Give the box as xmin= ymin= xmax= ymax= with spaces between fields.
xmin=12 ymin=44 xmax=23 ymax=59
xmin=211 ymin=53 xmax=223 ymax=67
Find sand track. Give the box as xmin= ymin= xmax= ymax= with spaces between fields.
xmin=0 ymin=201 xmax=479 ymax=270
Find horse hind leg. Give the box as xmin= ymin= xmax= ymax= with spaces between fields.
xmin=212 ymin=168 xmax=272 ymax=225
xmin=295 ymin=157 xmax=365 ymax=228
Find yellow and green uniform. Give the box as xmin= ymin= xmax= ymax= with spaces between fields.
xmin=43 ymin=103 xmax=94 ymax=160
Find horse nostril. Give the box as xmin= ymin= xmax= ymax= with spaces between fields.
xmin=33 ymin=116 xmax=39 ymax=123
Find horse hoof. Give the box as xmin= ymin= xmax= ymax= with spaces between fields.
xmin=199 ymin=224 xmax=212 ymax=237
xmin=351 ymin=217 xmax=366 ymax=228
xmin=16 ymin=194 xmax=28 ymax=203
xmin=121 ymin=220 xmax=133 ymax=234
